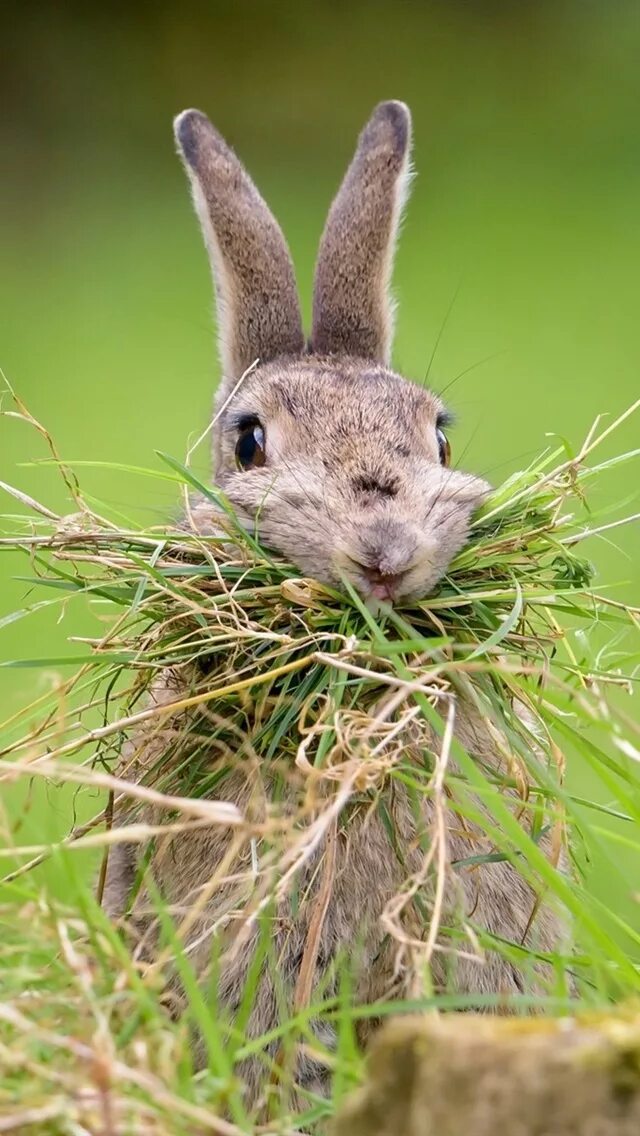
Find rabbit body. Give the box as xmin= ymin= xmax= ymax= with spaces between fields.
xmin=105 ymin=685 xmax=565 ymax=1105
xmin=103 ymin=101 xmax=569 ymax=1111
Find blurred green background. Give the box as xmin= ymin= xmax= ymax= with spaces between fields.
xmin=1 ymin=2 xmax=638 ymax=914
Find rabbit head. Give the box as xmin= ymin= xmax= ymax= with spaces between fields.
xmin=174 ymin=102 xmax=489 ymax=603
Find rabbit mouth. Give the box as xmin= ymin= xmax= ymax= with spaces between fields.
xmin=332 ymin=523 xmax=441 ymax=604
xmin=364 ymin=570 xmax=407 ymax=603
xmin=334 ymin=553 xmax=421 ymax=605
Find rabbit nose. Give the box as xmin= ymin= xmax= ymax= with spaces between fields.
xmin=359 ymin=520 xmax=420 ymax=576
xmin=337 ymin=520 xmax=426 ymax=599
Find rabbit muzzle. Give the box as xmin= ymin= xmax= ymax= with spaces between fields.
xmin=333 ymin=520 xmax=440 ymax=603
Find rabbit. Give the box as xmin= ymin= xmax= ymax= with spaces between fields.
xmin=103 ymin=101 xmax=571 ymax=1118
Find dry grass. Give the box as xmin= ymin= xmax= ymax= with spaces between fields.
xmin=0 ymin=394 xmax=639 ymax=1131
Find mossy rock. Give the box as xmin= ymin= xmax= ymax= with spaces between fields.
xmin=332 ymin=1011 xmax=640 ymax=1136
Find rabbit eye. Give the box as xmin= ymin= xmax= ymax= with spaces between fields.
xmin=436 ymin=427 xmax=451 ymax=467
xmin=235 ymin=419 xmax=266 ymax=470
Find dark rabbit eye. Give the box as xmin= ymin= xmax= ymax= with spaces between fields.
xmin=436 ymin=427 xmax=451 ymax=467
xmin=235 ymin=419 xmax=266 ymax=470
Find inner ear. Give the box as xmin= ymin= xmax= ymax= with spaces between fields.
xmin=311 ymin=101 xmax=413 ymax=364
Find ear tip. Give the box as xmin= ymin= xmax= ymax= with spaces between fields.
xmin=364 ymin=100 xmax=412 ymax=157
xmin=173 ymin=108 xmax=218 ymax=167
xmin=375 ymin=100 xmax=412 ymax=126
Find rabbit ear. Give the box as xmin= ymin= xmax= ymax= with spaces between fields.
xmin=311 ymin=101 xmax=413 ymax=365
xmin=174 ymin=110 xmax=305 ymax=383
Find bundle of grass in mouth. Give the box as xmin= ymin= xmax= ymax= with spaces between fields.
xmin=1 ymin=99 xmax=638 ymax=1131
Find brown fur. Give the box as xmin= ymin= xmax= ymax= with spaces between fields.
xmin=175 ymin=109 xmax=304 ymax=383
xmin=311 ymin=101 xmax=412 ymax=363
xmin=104 ymin=102 xmax=570 ymax=1115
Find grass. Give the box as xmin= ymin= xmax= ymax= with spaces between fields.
xmin=0 ymin=392 xmax=639 ymax=1132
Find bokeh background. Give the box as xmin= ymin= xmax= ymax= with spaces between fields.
xmin=1 ymin=2 xmax=639 ymax=919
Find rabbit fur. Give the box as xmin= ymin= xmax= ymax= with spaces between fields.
xmin=103 ymin=101 xmax=570 ymax=1113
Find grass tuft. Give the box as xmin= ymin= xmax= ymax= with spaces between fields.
xmin=0 ymin=397 xmax=639 ymax=1131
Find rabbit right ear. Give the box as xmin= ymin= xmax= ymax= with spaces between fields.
xmin=311 ymin=101 xmax=413 ymax=365
xmin=174 ymin=110 xmax=305 ymax=386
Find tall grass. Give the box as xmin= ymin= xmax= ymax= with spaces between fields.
xmin=0 ymin=394 xmax=639 ymax=1132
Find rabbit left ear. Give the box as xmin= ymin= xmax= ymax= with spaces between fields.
xmin=311 ymin=101 xmax=413 ymax=366
xmin=174 ymin=110 xmax=305 ymax=385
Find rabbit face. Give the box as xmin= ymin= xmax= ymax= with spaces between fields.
xmin=175 ymin=101 xmax=489 ymax=603
xmin=215 ymin=357 xmax=488 ymax=602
